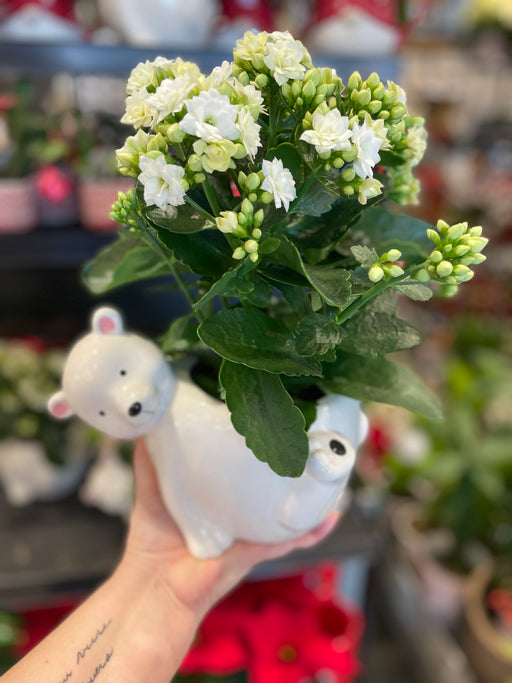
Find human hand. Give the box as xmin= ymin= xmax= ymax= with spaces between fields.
xmin=123 ymin=439 xmax=340 ymax=619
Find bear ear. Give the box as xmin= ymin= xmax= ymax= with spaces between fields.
xmin=91 ymin=307 xmax=124 ymax=335
xmin=48 ymin=391 xmax=74 ymax=420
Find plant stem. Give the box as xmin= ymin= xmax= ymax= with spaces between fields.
xmin=137 ymin=219 xmax=204 ymax=321
xmin=335 ymin=266 xmax=422 ymax=325
xmin=202 ymin=177 xmax=221 ymax=216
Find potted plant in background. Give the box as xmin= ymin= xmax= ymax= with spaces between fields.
xmin=52 ymin=30 xmax=488 ymax=554
xmin=74 ymin=112 xmax=135 ymax=232
xmin=0 ymin=81 xmax=38 ymax=234
xmin=362 ymin=314 xmax=512 ymax=625
xmin=463 ymin=560 xmax=512 ymax=683
xmin=0 ymin=338 xmax=91 ymax=506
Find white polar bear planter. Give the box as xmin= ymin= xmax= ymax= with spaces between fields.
xmin=48 ymin=307 xmax=368 ymax=559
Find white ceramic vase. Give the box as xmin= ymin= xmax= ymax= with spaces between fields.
xmin=49 ymin=306 xmax=368 ymax=558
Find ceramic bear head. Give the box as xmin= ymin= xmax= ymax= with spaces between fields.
xmin=48 ymin=307 xmax=175 ymax=440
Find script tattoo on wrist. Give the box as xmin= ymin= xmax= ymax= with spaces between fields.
xmin=56 ymin=618 xmax=113 ymax=683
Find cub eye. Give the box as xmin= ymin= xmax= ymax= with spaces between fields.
xmin=329 ymin=439 xmax=346 ymax=455
xmin=99 ymin=410 xmax=106 ymax=417
xmin=120 ymin=370 xmax=127 ymax=376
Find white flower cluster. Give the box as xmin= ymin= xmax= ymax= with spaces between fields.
xmin=114 ymin=29 xmax=429 ymax=262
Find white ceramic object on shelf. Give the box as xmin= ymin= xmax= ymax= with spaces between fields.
xmin=49 ymin=306 xmax=368 ymax=558
xmin=97 ymin=0 xmax=220 ymax=48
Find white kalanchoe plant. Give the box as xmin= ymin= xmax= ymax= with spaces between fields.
xmin=83 ymin=30 xmax=488 ymax=477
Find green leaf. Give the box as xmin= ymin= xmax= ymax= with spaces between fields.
xmin=351 ymin=207 xmax=432 ymax=261
xmin=303 ymin=264 xmax=352 ymax=308
xmin=294 ymin=313 xmax=345 ymax=356
xmin=194 ymin=264 xmax=244 ymax=311
xmin=268 ymin=237 xmax=352 ymax=308
xmin=154 ymin=225 xmax=233 ymax=277
xmin=321 ymin=352 xmax=443 ymax=420
xmin=392 ymin=279 xmax=433 ymax=302
xmin=143 ymin=200 xmax=215 ymax=233
xmin=220 ymin=360 xmax=309 ymax=477
xmin=198 ymin=308 xmax=322 ymax=376
xmin=351 ymin=245 xmax=379 ymax=270
xmin=82 ymin=233 xmax=168 ymax=294
xmin=337 ymin=311 xmax=422 ymax=356
xmin=291 ymin=177 xmax=338 ymax=217
xmin=159 ymin=315 xmax=199 ymax=353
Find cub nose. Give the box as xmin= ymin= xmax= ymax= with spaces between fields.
xmin=128 ymin=402 xmax=142 ymax=417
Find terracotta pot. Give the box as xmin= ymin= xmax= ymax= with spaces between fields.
xmin=463 ymin=564 xmax=512 ymax=683
xmin=77 ymin=178 xmax=134 ymax=232
xmin=390 ymin=499 xmax=467 ymax=626
xmin=0 ymin=178 xmax=37 ymax=234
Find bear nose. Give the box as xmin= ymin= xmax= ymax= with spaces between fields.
xmin=128 ymin=402 xmax=142 ymax=417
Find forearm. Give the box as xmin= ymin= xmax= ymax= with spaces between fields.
xmin=1 ymin=556 xmax=200 ymax=683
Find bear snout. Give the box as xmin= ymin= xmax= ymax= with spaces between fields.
xmin=128 ymin=401 xmax=143 ymax=417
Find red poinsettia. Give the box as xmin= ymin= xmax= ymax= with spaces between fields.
xmin=180 ymin=566 xmax=364 ymax=683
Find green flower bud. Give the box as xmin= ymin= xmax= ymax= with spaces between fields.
xmin=248 ymin=192 xmax=258 ymax=203
xmin=237 ymin=70 xmax=250 ymax=86
xmin=453 ymin=264 xmax=474 ymax=282
xmin=373 ymin=83 xmax=386 ymax=100
xmin=466 ymin=236 xmax=489 ymax=253
xmin=341 ymin=148 xmax=357 ymax=162
xmin=332 ymin=157 xmax=344 ymax=169
xmin=291 ymin=81 xmax=302 ymax=100
xmin=385 ymin=249 xmax=402 ymax=262
xmin=347 ymin=72 xmax=362 ymax=91
xmin=232 ymin=247 xmax=246 ymax=260
xmin=259 ymin=191 xmax=274 ymax=204
xmin=440 ymin=284 xmax=459 ymax=297
xmin=246 ymin=172 xmax=261 ymax=191
xmin=305 ymin=68 xmax=322 ymax=87
xmin=249 ymin=252 xmax=259 ymax=263
xmin=436 ymin=219 xmax=450 ymax=235
xmin=187 ymin=154 xmax=203 ymax=173
xmin=430 ymin=250 xmax=443 ymax=264
xmin=302 ymin=79 xmax=317 ymax=103
xmin=341 ymin=167 xmax=356 ymax=181
xmin=356 ymin=88 xmax=372 ymax=106
xmin=244 ymin=239 xmax=258 ymax=254
xmin=252 ymin=227 xmax=262 ymax=239
xmin=415 ymin=268 xmax=431 ymax=282
xmin=252 ymin=54 xmax=266 ymax=72
xmin=241 ymin=198 xmax=253 ymax=217
xmin=368 ymin=100 xmax=382 ymax=115
xmin=470 ymin=253 xmax=486 ymax=265
xmin=447 ymin=222 xmax=467 ymax=241
xmin=384 ymin=264 xmax=405 ymax=278
xmin=343 ymin=185 xmax=355 ymax=196
xmin=453 ymin=244 xmax=470 ymax=257
xmin=254 ymin=73 xmax=268 ymax=88
xmin=436 ymin=260 xmax=453 ymax=278
xmin=253 ymin=208 xmax=264 ymax=228
xmin=369 ymin=264 xmax=385 ymax=282
xmin=365 ymin=72 xmax=381 ymax=90
xmin=469 ymin=225 xmax=483 ymax=237
xmin=427 ymin=228 xmax=441 ymax=245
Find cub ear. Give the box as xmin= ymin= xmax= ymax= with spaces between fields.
xmin=48 ymin=391 xmax=74 ymax=420
xmin=92 ymin=306 xmax=124 ymax=335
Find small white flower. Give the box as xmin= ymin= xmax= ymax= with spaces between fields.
xmin=350 ymin=121 xmax=383 ymax=179
xmin=147 ymin=74 xmax=196 ymax=123
xmin=236 ymin=108 xmax=261 ymax=159
xmin=126 ymin=60 xmax=161 ymax=94
xmin=263 ymin=36 xmax=307 ymax=86
xmin=180 ymin=88 xmax=239 ymax=142
xmin=230 ymin=79 xmax=265 ymax=112
xmin=406 ymin=124 xmax=428 ymax=166
xmin=121 ymin=88 xmax=155 ymax=129
xmin=261 ymin=158 xmax=296 ymax=211
xmin=387 ymin=80 xmax=407 ymax=105
xmin=139 ymin=154 xmax=186 ymax=209
xmin=300 ymin=110 xmax=352 ymax=154
xmin=234 ymin=30 xmax=268 ymax=62
xmin=357 ymin=178 xmax=383 ymax=205
xmin=204 ymin=60 xmax=233 ymax=89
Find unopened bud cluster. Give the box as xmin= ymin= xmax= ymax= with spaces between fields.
xmin=216 ymin=196 xmax=265 ymax=263
xmin=109 ymin=188 xmax=140 ymax=228
xmin=368 ymin=249 xmax=405 ymax=283
xmin=416 ymin=220 xmax=488 ymax=286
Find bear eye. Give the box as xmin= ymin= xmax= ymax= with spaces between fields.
xmin=120 ymin=369 xmax=127 ymax=376
xmin=329 ymin=439 xmax=346 ymax=455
